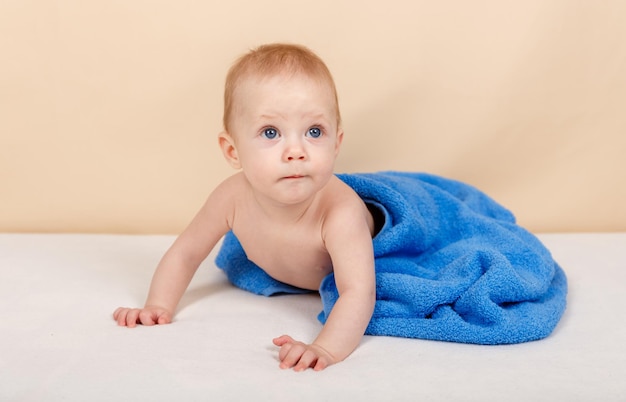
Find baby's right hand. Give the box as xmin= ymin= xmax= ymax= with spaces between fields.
xmin=113 ymin=305 xmax=173 ymax=328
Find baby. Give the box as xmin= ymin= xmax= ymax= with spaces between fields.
xmin=114 ymin=43 xmax=376 ymax=371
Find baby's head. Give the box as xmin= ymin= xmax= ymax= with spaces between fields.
xmin=223 ymin=43 xmax=341 ymax=134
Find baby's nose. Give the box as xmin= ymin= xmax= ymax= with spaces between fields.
xmin=287 ymin=153 xmax=305 ymax=161
xmin=284 ymin=139 xmax=307 ymax=161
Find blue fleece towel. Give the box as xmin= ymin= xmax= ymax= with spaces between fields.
xmin=215 ymin=171 xmax=567 ymax=345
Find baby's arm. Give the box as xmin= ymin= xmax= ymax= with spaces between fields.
xmin=114 ymin=181 xmax=234 ymax=327
xmin=273 ymin=203 xmax=376 ymax=371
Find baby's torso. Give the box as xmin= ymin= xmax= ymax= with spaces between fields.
xmin=222 ymin=174 xmax=374 ymax=291
xmin=232 ymin=220 xmax=333 ymax=290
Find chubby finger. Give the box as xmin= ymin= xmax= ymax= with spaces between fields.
xmin=280 ymin=343 xmax=307 ymax=369
xmin=293 ymin=349 xmax=319 ymax=372
xmin=114 ymin=308 xmax=135 ymax=327
xmin=312 ymin=355 xmax=330 ymax=371
xmin=157 ymin=313 xmax=172 ymax=325
xmin=113 ymin=307 xmax=124 ymax=322
xmin=272 ymin=335 xmax=295 ymax=347
xmin=114 ymin=307 xmax=129 ymax=326
xmin=138 ymin=310 xmax=157 ymax=326
xmin=125 ymin=309 xmax=141 ymax=327
xmin=277 ymin=342 xmax=294 ymax=362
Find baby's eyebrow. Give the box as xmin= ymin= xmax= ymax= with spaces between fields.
xmin=255 ymin=111 xmax=333 ymax=125
xmin=258 ymin=113 xmax=286 ymax=121
xmin=300 ymin=112 xmax=333 ymax=123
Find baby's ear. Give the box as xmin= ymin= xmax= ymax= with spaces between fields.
xmin=334 ymin=128 xmax=344 ymax=156
xmin=218 ymin=132 xmax=241 ymax=169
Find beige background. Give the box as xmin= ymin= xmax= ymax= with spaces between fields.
xmin=1 ymin=1 xmax=625 ymax=234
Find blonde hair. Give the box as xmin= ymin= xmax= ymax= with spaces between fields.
xmin=223 ymin=43 xmax=341 ymax=133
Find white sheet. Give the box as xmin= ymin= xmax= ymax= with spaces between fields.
xmin=1 ymin=233 xmax=625 ymax=401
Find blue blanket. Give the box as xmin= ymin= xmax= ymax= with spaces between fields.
xmin=215 ymin=172 xmax=567 ymax=345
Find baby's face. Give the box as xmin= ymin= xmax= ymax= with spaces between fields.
xmin=227 ymin=73 xmax=343 ymax=206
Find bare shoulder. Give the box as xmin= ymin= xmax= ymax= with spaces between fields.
xmin=197 ymin=172 xmax=248 ymax=229
xmin=207 ymin=172 xmax=248 ymax=207
xmin=324 ymin=176 xmax=367 ymax=213
xmin=321 ymin=176 xmax=373 ymax=237
xmin=213 ymin=171 xmax=248 ymax=194
xmin=170 ymin=173 xmax=249 ymax=259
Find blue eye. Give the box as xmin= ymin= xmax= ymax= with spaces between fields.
xmin=307 ymin=127 xmax=322 ymax=138
xmin=262 ymin=128 xmax=278 ymax=139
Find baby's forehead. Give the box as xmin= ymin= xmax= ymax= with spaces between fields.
xmin=238 ymin=70 xmax=332 ymax=91
xmin=227 ymin=69 xmax=341 ymax=128
xmin=234 ymin=72 xmax=337 ymax=108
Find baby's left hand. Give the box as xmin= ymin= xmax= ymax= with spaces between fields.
xmin=272 ymin=335 xmax=336 ymax=372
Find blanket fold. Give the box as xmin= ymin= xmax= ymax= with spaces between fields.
xmin=215 ymin=171 xmax=567 ymax=344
